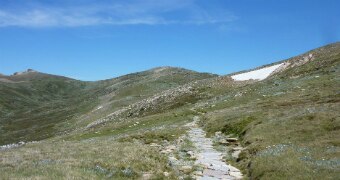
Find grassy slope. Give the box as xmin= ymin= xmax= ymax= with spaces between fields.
xmin=0 ymin=43 xmax=339 ymax=179
xmin=198 ymin=43 xmax=340 ymax=179
xmin=0 ymin=68 xmax=216 ymax=145
xmin=0 ymin=74 xmax=97 ymax=145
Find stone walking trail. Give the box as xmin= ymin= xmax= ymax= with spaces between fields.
xmin=186 ymin=116 xmax=243 ymax=180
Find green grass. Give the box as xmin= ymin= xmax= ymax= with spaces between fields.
xmin=0 ymin=43 xmax=339 ymax=179
xmin=0 ymin=140 xmax=176 ymax=179
xmin=196 ymin=49 xmax=340 ymax=179
xmin=0 ymin=67 xmax=214 ymax=145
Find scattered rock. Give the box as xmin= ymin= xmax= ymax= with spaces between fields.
xmin=142 ymin=173 xmax=152 ymax=179
xmin=226 ymin=138 xmax=238 ymax=142
xmin=232 ymin=147 xmax=244 ymax=151
xmin=189 ymin=155 xmax=197 ymax=160
xmin=166 ymin=145 xmax=176 ymax=150
xmin=179 ymin=166 xmax=192 ymax=173
xmin=86 ymin=84 xmax=197 ymax=129
xmin=215 ymin=131 xmax=222 ymax=137
xmin=219 ymin=139 xmax=230 ymax=145
xmin=149 ymin=143 xmax=161 ymax=148
xmin=0 ymin=141 xmax=39 ymax=150
xmin=193 ymin=171 xmax=203 ymax=176
xmin=12 ymin=69 xmax=37 ymax=76
xmin=230 ymin=171 xmax=243 ymax=179
xmin=163 ymin=172 xmax=170 ymax=177
xmin=186 ymin=151 xmax=195 ymax=156
xmin=168 ymin=156 xmax=178 ymax=166
xmin=160 ymin=149 xmax=172 ymax=154
xmin=232 ymin=150 xmax=242 ymax=159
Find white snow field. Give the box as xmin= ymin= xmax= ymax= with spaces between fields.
xmin=231 ymin=63 xmax=283 ymax=81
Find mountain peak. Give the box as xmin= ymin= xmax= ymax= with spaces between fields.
xmin=12 ymin=69 xmax=38 ymax=76
xmin=151 ymin=66 xmax=180 ymax=73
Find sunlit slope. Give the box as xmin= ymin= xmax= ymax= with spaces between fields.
xmin=0 ymin=67 xmax=216 ymax=145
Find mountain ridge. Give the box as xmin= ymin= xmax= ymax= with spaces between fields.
xmin=0 ymin=42 xmax=339 ymax=179
xmin=3 ymin=41 xmax=339 ymax=83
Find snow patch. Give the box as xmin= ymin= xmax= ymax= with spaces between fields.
xmin=231 ymin=63 xmax=284 ymax=81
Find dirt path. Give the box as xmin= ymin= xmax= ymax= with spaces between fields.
xmin=187 ymin=116 xmax=242 ymax=180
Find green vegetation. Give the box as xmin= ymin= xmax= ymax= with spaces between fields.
xmin=0 ymin=67 xmax=214 ymax=145
xmin=0 ymin=140 xmax=176 ymax=179
xmin=198 ymin=44 xmax=340 ymax=179
xmin=0 ymin=43 xmax=339 ymax=179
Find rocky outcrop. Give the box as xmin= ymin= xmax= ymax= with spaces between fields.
xmin=0 ymin=141 xmax=39 ymax=151
xmin=12 ymin=69 xmax=37 ymax=76
xmin=86 ymin=85 xmax=198 ymax=129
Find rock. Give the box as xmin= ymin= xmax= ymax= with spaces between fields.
xmin=229 ymin=171 xmax=243 ymax=179
xmin=215 ymin=131 xmax=222 ymax=137
xmin=142 ymin=173 xmax=152 ymax=179
xmin=18 ymin=141 xmax=25 ymax=145
xmin=189 ymin=156 xmax=197 ymax=160
xmin=12 ymin=69 xmax=36 ymax=76
xmin=149 ymin=143 xmax=161 ymax=148
xmin=168 ymin=156 xmax=178 ymax=166
xmin=232 ymin=150 xmax=242 ymax=159
xmin=160 ymin=149 xmax=172 ymax=154
xmin=193 ymin=171 xmax=203 ymax=176
xmin=232 ymin=147 xmax=244 ymax=151
xmin=166 ymin=145 xmax=176 ymax=151
xmin=179 ymin=166 xmax=192 ymax=173
xmin=226 ymin=138 xmax=238 ymax=142
xmin=169 ymin=156 xmax=178 ymax=162
xmin=219 ymin=139 xmax=230 ymax=145
xmin=187 ymin=151 xmax=195 ymax=156
xmin=163 ymin=172 xmax=170 ymax=177
xmin=161 ymin=145 xmax=176 ymax=154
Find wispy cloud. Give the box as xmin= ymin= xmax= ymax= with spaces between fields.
xmin=0 ymin=0 xmax=237 ymax=27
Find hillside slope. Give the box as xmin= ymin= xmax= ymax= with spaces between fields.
xmin=0 ymin=42 xmax=339 ymax=179
xmin=198 ymin=42 xmax=340 ymax=179
xmin=0 ymin=67 xmax=216 ymax=145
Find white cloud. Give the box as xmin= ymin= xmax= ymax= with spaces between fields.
xmin=0 ymin=0 xmax=237 ymax=27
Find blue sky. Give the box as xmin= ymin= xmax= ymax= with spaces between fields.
xmin=0 ymin=0 xmax=339 ymax=80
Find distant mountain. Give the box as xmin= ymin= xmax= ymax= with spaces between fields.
xmin=0 ymin=67 xmax=216 ymax=145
